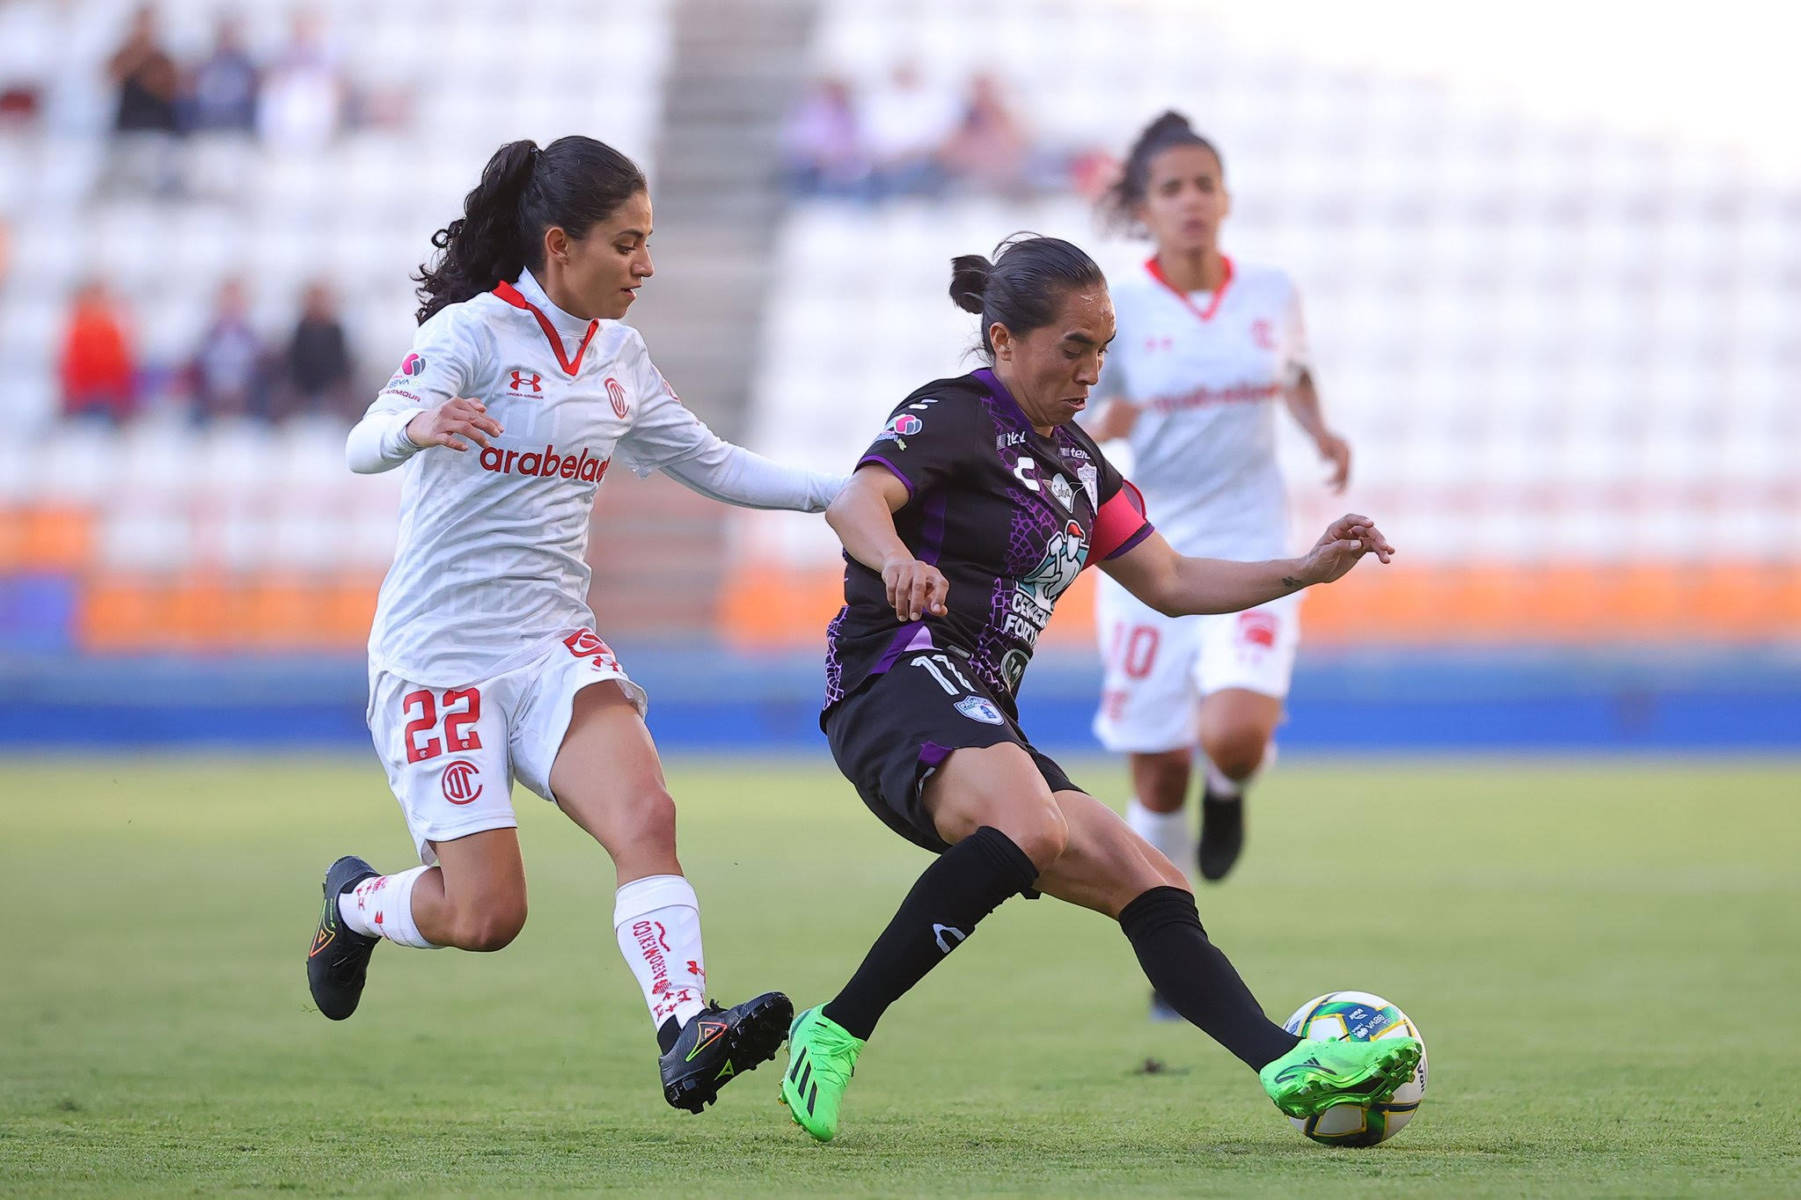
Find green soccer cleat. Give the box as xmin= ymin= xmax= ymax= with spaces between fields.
xmin=1259 ymin=1036 xmax=1423 ymax=1119
xmin=779 ymin=1005 xmax=864 ymax=1142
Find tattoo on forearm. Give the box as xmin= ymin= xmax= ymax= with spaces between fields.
xmin=1281 ymin=575 xmax=1303 ymax=590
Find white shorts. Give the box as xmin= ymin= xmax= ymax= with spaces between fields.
xmin=366 ymin=628 xmax=648 ymax=865
xmin=1091 ymin=574 xmax=1301 ymax=754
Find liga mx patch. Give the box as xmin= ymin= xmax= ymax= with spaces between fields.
xmin=399 ymin=353 xmax=427 ymax=376
xmin=955 ymin=696 xmax=1005 ymax=725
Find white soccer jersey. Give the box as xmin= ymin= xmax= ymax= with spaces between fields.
xmin=1097 ymin=257 xmax=1309 ymax=560
xmin=352 ymin=270 xmax=841 ymax=687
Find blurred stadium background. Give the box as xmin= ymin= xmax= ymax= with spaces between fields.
xmin=1 ymin=0 xmax=1797 ymax=754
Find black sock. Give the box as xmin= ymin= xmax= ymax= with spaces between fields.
xmin=823 ymin=826 xmax=1039 ymax=1040
xmin=1118 ymin=885 xmax=1298 ymax=1070
xmin=656 ymin=1016 xmax=682 ymax=1055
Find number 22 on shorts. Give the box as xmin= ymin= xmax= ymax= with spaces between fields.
xmin=402 ymin=687 xmax=483 ymax=764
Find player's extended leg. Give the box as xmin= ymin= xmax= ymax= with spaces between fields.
xmin=1032 ymin=794 xmax=1419 ymax=1118
xmin=1194 ymin=687 xmax=1282 ymax=881
xmin=782 ymin=742 xmax=1056 ymax=1141
xmin=549 ymin=681 xmax=790 ymax=1112
xmin=1124 ymin=748 xmax=1195 ymax=1019
xmin=307 ymin=829 xmax=525 ymax=1020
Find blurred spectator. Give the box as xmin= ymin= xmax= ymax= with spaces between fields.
xmin=182 ymin=14 xmax=261 ymax=200
xmin=781 ymin=77 xmax=871 ymax=200
xmin=59 ymin=282 xmax=137 ymax=425
xmin=274 ymin=281 xmax=354 ymax=421
xmin=862 ymin=61 xmax=957 ymax=199
xmin=0 ymin=84 xmax=41 ymax=127
xmin=257 ymin=9 xmax=345 ymax=152
xmin=103 ymin=5 xmax=183 ymax=195
xmin=109 ymin=4 xmax=180 ymax=135
xmin=938 ymin=74 xmax=1036 ymax=199
xmin=188 ymin=278 xmax=268 ymax=423
xmin=185 ymin=15 xmax=259 ymax=134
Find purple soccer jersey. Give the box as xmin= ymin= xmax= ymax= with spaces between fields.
xmin=823 ymin=369 xmax=1152 ymax=719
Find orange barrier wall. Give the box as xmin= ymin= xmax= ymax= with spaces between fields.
xmin=720 ymin=561 xmax=1801 ymax=649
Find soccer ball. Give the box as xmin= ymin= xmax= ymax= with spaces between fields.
xmin=1281 ymin=991 xmax=1427 ymax=1147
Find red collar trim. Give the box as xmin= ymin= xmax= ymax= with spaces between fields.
xmin=492 ymin=281 xmax=600 ymax=376
xmin=1144 ymin=254 xmax=1234 ymax=323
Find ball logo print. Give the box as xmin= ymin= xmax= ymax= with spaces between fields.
xmin=399 ymin=353 xmax=427 ymax=376
xmin=440 ymin=759 xmax=483 ymax=805
xmin=605 ymin=376 xmax=630 ymax=418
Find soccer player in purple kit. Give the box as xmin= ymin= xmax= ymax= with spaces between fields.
xmin=776 ymin=235 xmax=1418 ymax=1143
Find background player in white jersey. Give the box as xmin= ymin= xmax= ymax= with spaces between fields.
xmin=1086 ymin=112 xmax=1356 ymax=915
xmin=306 ymin=136 xmax=844 ymax=1113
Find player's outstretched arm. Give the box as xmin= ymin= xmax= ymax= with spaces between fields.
xmin=345 ymin=397 xmax=501 ymax=474
xmin=825 ymin=465 xmax=948 ymax=622
xmin=1101 ymin=513 xmax=1393 ymax=616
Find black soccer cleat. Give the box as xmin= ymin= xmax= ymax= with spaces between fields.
xmin=307 ymin=855 xmax=380 ymax=1021
xmin=1197 ymin=792 xmax=1245 ymax=882
xmin=658 ymin=991 xmax=793 ymax=1114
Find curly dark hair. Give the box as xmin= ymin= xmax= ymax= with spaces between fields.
xmin=414 ymin=136 xmax=646 ymax=324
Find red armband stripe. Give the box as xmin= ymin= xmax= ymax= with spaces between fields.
xmin=1092 ymin=481 xmax=1153 ymax=562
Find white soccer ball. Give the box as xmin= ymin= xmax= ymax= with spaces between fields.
xmin=1281 ymin=990 xmax=1427 ymax=1147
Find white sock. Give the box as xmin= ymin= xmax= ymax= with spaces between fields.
xmin=1204 ymin=762 xmax=1248 ymax=800
xmin=1126 ymin=797 xmax=1194 ymax=872
xmin=338 ymin=866 xmax=440 ymax=949
xmin=613 ymin=874 xmax=707 ymax=1031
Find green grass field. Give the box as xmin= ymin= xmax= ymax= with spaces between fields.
xmin=3 ymin=755 xmax=1798 ymax=1198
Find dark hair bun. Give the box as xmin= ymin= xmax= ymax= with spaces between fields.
xmin=1139 ymin=110 xmax=1193 ymax=145
xmin=948 ymin=254 xmax=991 ymax=315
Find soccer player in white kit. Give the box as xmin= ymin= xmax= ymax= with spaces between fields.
xmin=304 ymin=136 xmax=844 ymax=1112
xmin=1086 ymin=113 xmax=1356 ymax=917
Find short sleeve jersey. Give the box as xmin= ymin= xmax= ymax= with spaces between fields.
xmin=824 ymin=368 xmax=1154 ymax=718
xmin=365 ymin=270 xmax=734 ymax=687
xmin=1099 ymin=257 xmax=1309 ymax=559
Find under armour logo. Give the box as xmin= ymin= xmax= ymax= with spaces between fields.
xmin=510 ymin=370 xmax=542 ymax=393
xmin=932 ymin=923 xmax=967 ymax=954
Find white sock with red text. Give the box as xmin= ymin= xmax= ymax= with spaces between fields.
xmin=338 ymin=866 xmax=440 ymax=949
xmin=613 ymin=874 xmax=707 ymax=1031
xmin=1126 ymin=797 xmax=1194 ymax=871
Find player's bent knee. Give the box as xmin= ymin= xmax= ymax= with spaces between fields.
xmin=455 ymin=902 xmax=527 ymax=952
xmin=1001 ymin=803 xmax=1069 ymax=870
xmin=621 ymin=785 xmax=677 ymax=849
xmin=1200 ymin=728 xmax=1268 ymax=781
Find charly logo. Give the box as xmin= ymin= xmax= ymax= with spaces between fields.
xmin=441 ymin=759 xmax=482 ymax=805
xmin=604 ymin=376 xmax=629 ymax=418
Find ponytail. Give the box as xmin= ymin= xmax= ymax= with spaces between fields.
xmin=946 ymin=233 xmax=1106 ymax=361
xmin=414 ymin=136 xmax=647 ymax=324
xmin=1101 ymin=110 xmax=1222 ymax=233
xmin=948 ymin=254 xmax=991 ymax=315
